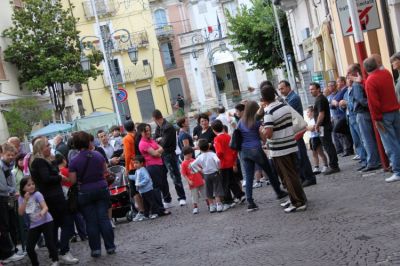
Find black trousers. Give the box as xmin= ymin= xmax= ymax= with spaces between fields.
xmin=320 ymin=127 xmax=339 ymax=169
xmin=220 ymin=168 xmax=245 ymax=204
xmin=146 ymin=165 xmax=172 ymax=203
xmin=141 ymin=190 xmax=161 ymax=216
xmin=27 ymin=221 xmax=58 ymax=266
xmin=0 ymin=198 xmax=14 ymax=260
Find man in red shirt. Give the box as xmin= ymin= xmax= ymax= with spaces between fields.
xmin=211 ymin=120 xmax=245 ymax=210
xmin=363 ymin=57 xmax=400 ymax=182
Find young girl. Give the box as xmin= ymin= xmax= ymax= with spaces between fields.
xmin=18 ymin=177 xmax=58 ymax=266
xmin=306 ymin=106 xmax=328 ymax=174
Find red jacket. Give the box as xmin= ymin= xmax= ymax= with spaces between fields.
xmin=365 ymin=69 xmax=400 ymax=121
xmin=213 ymin=133 xmax=237 ymax=169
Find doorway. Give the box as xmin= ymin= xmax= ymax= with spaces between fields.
xmin=214 ymin=62 xmax=240 ymax=99
xmin=136 ymin=87 xmax=155 ymax=122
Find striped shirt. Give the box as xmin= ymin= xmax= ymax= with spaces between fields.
xmin=263 ymin=101 xmax=298 ymax=157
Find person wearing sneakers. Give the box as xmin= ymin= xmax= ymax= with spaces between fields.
xmin=260 ymin=84 xmax=307 ymax=213
xmin=306 ymin=106 xmax=328 ymax=174
xmin=190 ymin=139 xmax=224 ymax=213
xmin=211 ymin=119 xmax=244 ymax=211
xmin=180 ymin=147 xmax=207 ymax=214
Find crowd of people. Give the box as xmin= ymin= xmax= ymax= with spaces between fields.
xmin=0 ymin=53 xmax=399 ymax=265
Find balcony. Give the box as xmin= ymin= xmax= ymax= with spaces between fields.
xmin=103 ymin=61 xmax=153 ymax=86
xmin=82 ymin=0 xmax=117 ymax=20
xmin=155 ymin=25 xmax=174 ymax=41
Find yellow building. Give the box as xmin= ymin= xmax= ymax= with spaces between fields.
xmin=65 ymin=0 xmax=172 ymax=123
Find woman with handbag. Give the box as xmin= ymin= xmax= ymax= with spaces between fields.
xmin=29 ymin=137 xmax=78 ymax=264
xmin=237 ymin=101 xmax=287 ymax=212
xmin=68 ymin=131 xmax=116 ymax=258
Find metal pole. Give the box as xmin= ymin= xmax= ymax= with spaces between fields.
xmin=347 ymin=0 xmax=389 ymax=170
xmin=89 ymin=0 xmax=122 ymax=126
xmin=86 ymin=84 xmax=95 ymax=112
xmin=273 ymin=4 xmax=295 ymax=88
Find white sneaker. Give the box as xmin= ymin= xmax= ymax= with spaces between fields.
xmin=321 ymin=166 xmax=328 ymax=173
xmin=192 ymin=207 xmax=199 ymax=214
xmin=284 ymin=204 xmax=307 ymax=213
xmin=110 ymin=219 xmax=116 ymax=229
xmin=133 ymin=212 xmax=147 ymax=222
xmin=216 ymin=203 xmax=223 ymax=212
xmin=149 ymin=214 xmax=158 ymax=219
xmin=163 ymin=202 xmax=173 ymax=209
xmin=230 ymin=202 xmax=236 ymax=208
xmin=352 ymin=155 xmax=360 ymax=160
xmin=2 ymin=253 xmax=25 ymax=264
xmin=242 ymin=180 xmax=246 ymax=187
xmin=385 ymin=174 xmax=400 ymax=183
xmin=253 ymin=181 xmax=262 ymax=188
xmin=60 ymin=252 xmax=79 ymax=264
xmin=222 ymin=204 xmax=230 ymax=211
xmin=209 ymin=204 xmax=217 ymax=213
xmin=312 ymin=166 xmax=320 ymax=173
xmin=50 ymin=261 xmax=60 ymax=266
xmin=260 ymin=177 xmax=268 ymax=183
xmin=179 ymin=199 xmax=186 ymax=206
xmin=280 ymin=200 xmax=291 ymax=208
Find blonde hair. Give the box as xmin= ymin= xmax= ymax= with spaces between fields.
xmin=30 ymin=137 xmax=50 ymax=166
xmin=1 ymin=142 xmax=17 ymax=154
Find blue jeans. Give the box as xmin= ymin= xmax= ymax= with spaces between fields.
xmin=240 ymin=147 xmax=282 ymax=203
xmin=376 ymin=111 xmax=400 ymax=175
xmin=348 ymin=115 xmax=367 ymax=166
xmin=162 ymin=152 xmax=186 ymax=200
xmin=297 ymin=138 xmax=316 ymax=182
xmin=78 ymin=188 xmax=115 ymax=253
xmin=356 ymin=112 xmax=380 ymax=168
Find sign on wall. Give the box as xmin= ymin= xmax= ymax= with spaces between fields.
xmin=336 ymin=0 xmax=381 ymax=37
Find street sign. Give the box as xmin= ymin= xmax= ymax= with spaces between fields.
xmin=117 ymin=88 xmax=128 ymax=102
xmin=337 ymin=0 xmax=381 ymax=37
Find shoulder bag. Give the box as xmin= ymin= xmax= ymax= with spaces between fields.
xmin=229 ymin=121 xmax=243 ymax=151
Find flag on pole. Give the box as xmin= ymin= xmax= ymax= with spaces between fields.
xmin=217 ymin=12 xmax=222 ymax=39
xmin=207 ymin=26 xmax=213 ymax=33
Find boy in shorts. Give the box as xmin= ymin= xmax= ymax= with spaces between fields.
xmin=189 ymin=139 xmax=224 ymax=213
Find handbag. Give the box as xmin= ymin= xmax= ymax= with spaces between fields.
xmin=67 ymin=152 xmax=92 ymax=213
xmin=275 ymin=92 xmax=307 ymax=135
xmin=229 ymin=123 xmax=243 ymax=151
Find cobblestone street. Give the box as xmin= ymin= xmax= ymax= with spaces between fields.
xmin=18 ymin=156 xmax=400 ymax=266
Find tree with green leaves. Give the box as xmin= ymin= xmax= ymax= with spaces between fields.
xmin=4 ymin=98 xmax=52 ymax=138
xmin=3 ymin=0 xmax=102 ymax=120
xmin=226 ymin=0 xmax=294 ymax=73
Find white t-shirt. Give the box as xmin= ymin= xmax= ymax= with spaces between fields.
xmin=190 ymin=151 xmax=220 ymax=175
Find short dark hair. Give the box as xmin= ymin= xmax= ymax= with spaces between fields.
xmin=124 ymin=120 xmax=135 ymax=132
xmin=97 ymin=129 xmax=105 ymax=137
xmin=134 ymin=155 xmax=145 ymax=164
xmin=110 ymin=126 xmax=120 ymax=132
xmin=338 ymin=76 xmax=346 ymax=83
xmin=260 ymin=85 xmax=276 ymax=103
xmin=235 ymin=103 xmax=245 ymax=112
xmin=259 ymin=80 xmax=273 ymax=89
xmin=279 ymin=80 xmax=290 ymax=87
xmin=182 ymin=146 xmax=194 ymax=155
xmin=310 ymin=82 xmax=321 ymax=90
xmin=89 ymin=134 xmax=94 ymax=142
xmin=197 ymin=113 xmax=209 ymax=124
xmin=348 ymin=63 xmax=362 ymax=75
xmin=307 ymin=105 xmax=314 ymax=112
xmin=211 ymin=119 xmax=223 ymax=133
xmin=177 ymin=117 xmax=186 ymax=128
xmin=198 ymin=139 xmax=209 ymax=152
xmin=54 ymin=154 xmax=66 ymax=166
xmin=73 ymin=131 xmax=91 ymax=150
xmin=364 ymin=57 xmax=378 ymax=73
xmin=217 ymin=106 xmax=225 ymax=114
xmin=152 ymin=109 xmax=163 ymax=120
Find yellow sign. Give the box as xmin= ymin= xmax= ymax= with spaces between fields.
xmin=154 ymin=76 xmax=167 ymax=86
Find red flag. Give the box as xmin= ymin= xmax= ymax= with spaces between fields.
xmin=207 ymin=26 xmax=213 ymax=33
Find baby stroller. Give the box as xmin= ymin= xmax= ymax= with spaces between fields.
xmin=108 ymin=165 xmax=132 ymax=222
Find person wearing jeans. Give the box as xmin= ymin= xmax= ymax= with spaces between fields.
xmin=69 ymin=131 xmax=116 ymax=258
xmin=362 ymin=57 xmax=400 ymax=182
xmin=238 ymin=101 xmax=287 ymax=212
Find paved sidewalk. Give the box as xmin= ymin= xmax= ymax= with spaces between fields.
xmin=15 ymin=156 xmax=400 ymax=266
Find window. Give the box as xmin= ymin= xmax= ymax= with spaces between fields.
xmin=0 ymin=48 xmax=6 ymax=80
xmin=100 ymin=24 xmax=114 ymax=50
xmin=160 ymin=42 xmax=176 ymax=69
xmin=110 ymin=58 xmax=123 ymax=83
xmin=77 ymin=99 xmax=85 ymax=117
xmin=154 ymin=9 xmax=168 ymax=28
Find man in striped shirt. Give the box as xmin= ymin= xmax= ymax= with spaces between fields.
xmin=260 ymin=84 xmax=307 ymax=213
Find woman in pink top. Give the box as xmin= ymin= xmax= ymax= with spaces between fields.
xmin=138 ymin=124 xmax=172 ymax=208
